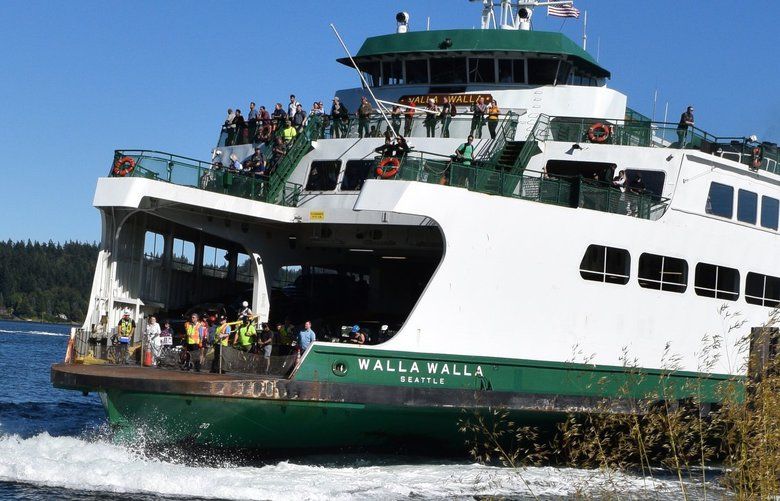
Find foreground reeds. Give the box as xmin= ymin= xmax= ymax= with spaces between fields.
xmin=460 ymin=312 xmax=780 ymax=499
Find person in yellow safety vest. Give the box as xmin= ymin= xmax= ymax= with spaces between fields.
xmin=233 ymin=316 xmax=256 ymax=351
xmin=281 ymin=119 xmax=297 ymax=143
xmin=114 ymin=310 xmax=135 ymax=364
xmin=276 ymin=319 xmax=295 ymax=356
xmin=184 ymin=313 xmax=206 ymax=372
xmin=210 ymin=315 xmax=231 ymax=374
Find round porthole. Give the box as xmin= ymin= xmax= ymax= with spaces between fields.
xmin=332 ymin=361 xmax=348 ymax=377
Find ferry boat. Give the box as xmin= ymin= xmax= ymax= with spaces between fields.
xmin=52 ymin=1 xmax=780 ymax=452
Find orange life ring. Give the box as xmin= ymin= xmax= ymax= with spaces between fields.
xmin=751 ymin=147 xmax=762 ymax=169
xmin=587 ymin=122 xmax=611 ymax=143
xmin=376 ymin=157 xmax=401 ymax=179
xmin=112 ymin=156 xmax=136 ymax=177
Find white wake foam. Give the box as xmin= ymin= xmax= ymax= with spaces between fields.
xmin=0 ymin=328 xmax=67 ymax=337
xmin=0 ymin=433 xmax=718 ymax=499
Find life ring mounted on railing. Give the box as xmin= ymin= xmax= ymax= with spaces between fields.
xmin=751 ymin=146 xmax=762 ymax=170
xmin=376 ymin=157 xmax=401 ymax=179
xmin=112 ymin=156 xmax=136 ymax=177
xmin=587 ymin=122 xmax=611 ymax=143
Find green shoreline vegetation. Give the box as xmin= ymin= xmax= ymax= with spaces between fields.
xmin=460 ymin=312 xmax=780 ymax=499
xmin=0 ymin=240 xmax=97 ymax=324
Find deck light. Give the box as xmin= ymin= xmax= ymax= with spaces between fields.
xmin=381 ymin=256 xmax=407 ymax=260
xmin=396 ymin=12 xmax=409 ymax=33
xmin=349 ymin=248 xmax=374 ymax=253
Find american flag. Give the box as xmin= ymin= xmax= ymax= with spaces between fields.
xmin=548 ymin=3 xmax=580 ymax=18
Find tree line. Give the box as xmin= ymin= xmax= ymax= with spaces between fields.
xmin=0 ymin=240 xmax=98 ymax=322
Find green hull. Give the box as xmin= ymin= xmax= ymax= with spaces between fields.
xmin=53 ymin=344 xmax=741 ymax=452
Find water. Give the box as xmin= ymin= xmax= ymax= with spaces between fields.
xmin=0 ymin=319 xmax=724 ymax=500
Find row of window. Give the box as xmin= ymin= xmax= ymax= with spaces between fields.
xmin=306 ymin=160 xmax=373 ymax=192
xmin=705 ymin=182 xmax=779 ymax=230
xmin=359 ymin=56 xmax=602 ymax=88
xmin=579 ymin=245 xmax=780 ymax=307
xmin=143 ymin=231 xmax=252 ymax=282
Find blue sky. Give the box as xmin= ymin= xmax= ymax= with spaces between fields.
xmin=1 ymin=1 xmax=778 ymax=243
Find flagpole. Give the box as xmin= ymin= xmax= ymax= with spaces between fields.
xmin=582 ymin=10 xmax=587 ymax=50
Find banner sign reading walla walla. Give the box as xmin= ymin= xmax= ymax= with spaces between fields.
xmin=399 ymin=94 xmax=493 ymax=106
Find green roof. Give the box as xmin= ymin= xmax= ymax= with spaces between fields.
xmin=339 ymin=29 xmax=609 ymax=78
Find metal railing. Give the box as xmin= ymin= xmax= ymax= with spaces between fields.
xmin=217 ymin=112 xmax=521 ymax=145
xmin=392 ymin=150 xmax=668 ymax=220
xmin=535 ymin=115 xmax=779 ymax=175
xmin=109 ymin=150 xmax=302 ymax=207
xmin=68 ymin=328 xmax=296 ymax=377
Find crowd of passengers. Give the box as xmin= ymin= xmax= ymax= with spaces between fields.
xmin=221 ymin=94 xmax=507 ymax=147
xmin=115 ymin=304 xmax=367 ymax=375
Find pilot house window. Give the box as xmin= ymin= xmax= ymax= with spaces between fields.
xmin=468 ymin=58 xmax=496 ymax=83
xmin=579 ymin=245 xmax=630 ymax=285
xmin=430 ymin=58 xmax=466 ymax=84
xmin=405 ymin=59 xmax=428 ymax=85
xmin=638 ymin=253 xmax=688 ymax=293
xmin=737 ymin=189 xmax=758 ymax=224
xmin=694 ymin=262 xmax=739 ymax=301
xmin=761 ymin=196 xmax=779 ymax=230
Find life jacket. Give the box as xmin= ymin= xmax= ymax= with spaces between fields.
xmin=118 ymin=318 xmax=134 ymax=336
xmin=185 ymin=321 xmax=201 ymax=345
xmin=237 ymin=324 xmax=256 ymax=347
xmin=215 ymin=323 xmax=230 ymax=346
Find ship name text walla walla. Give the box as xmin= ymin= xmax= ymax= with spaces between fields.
xmin=357 ymin=358 xmax=484 ymax=385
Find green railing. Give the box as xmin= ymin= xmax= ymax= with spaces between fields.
xmin=265 ymin=116 xmax=322 ymax=202
xmin=475 ymin=111 xmax=520 ymax=163
xmin=527 ymin=114 xmax=779 ymax=174
xmin=109 ymin=150 xmax=302 ymax=207
xmin=394 ymin=150 xmax=667 ymax=220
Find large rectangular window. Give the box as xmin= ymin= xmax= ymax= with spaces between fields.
xmin=527 ymin=59 xmax=559 ymax=85
xmin=694 ymin=262 xmax=739 ymax=301
xmin=737 ymin=189 xmax=758 ymax=224
xmin=340 ymin=160 xmax=374 ymax=191
xmin=305 ymin=160 xmax=341 ymax=191
xmin=468 ymin=58 xmax=496 ymax=83
xmin=143 ymin=231 xmax=164 ymax=260
xmin=430 ymin=58 xmax=466 ymax=84
xmin=638 ymin=253 xmax=688 ymax=293
xmin=359 ymin=62 xmax=380 ymax=88
xmin=202 ymin=245 xmax=229 ymax=278
xmin=761 ymin=196 xmax=779 ymax=230
xmin=236 ymin=252 xmax=252 ymax=283
xmin=705 ymin=182 xmax=733 ymax=218
xmin=405 ymin=59 xmax=428 ymax=85
xmin=746 ymin=272 xmax=780 ymax=308
xmin=498 ymin=59 xmax=526 ymax=84
xmin=382 ymin=60 xmax=404 ymax=86
xmin=579 ymin=245 xmax=630 ymax=285
xmin=172 ymin=238 xmax=195 ymax=272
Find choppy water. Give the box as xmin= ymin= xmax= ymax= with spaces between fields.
xmin=0 ymin=319 xmax=725 ymax=500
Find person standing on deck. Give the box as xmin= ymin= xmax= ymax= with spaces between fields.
xmin=258 ymin=323 xmax=274 ymax=374
xmin=210 ymin=316 xmax=231 ymax=374
xmin=115 ymin=310 xmax=135 ymax=364
xmin=677 ymin=106 xmax=694 ymax=148
xmin=422 ymin=98 xmax=438 ymax=137
xmin=184 ymin=313 xmax=206 ymax=372
xmin=470 ymin=97 xmax=487 ymax=138
xmin=239 ymin=301 xmax=253 ymax=318
xmin=233 ymin=316 xmax=256 ymax=352
xmin=357 ymin=97 xmax=373 ymax=138
xmin=455 ymin=135 xmax=475 ymax=166
xmin=288 ymin=94 xmax=301 ymax=119
xmin=145 ymin=316 xmax=161 ymax=366
xmin=403 ymin=101 xmax=416 ymax=137
xmin=487 ymin=100 xmax=500 ymax=139
xmin=439 ymin=98 xmax=455 ymax=138
xmin=391 ymin=105 xmax=402 ymax=136
xmin=297 ymin=321 xmax=316 ymax=360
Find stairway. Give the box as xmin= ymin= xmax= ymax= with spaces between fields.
xmin=496 ymin=141 xmax=525 ymax=167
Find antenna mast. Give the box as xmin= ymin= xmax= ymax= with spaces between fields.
xmin=472 ymin=1 xmax=581 ymax=31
